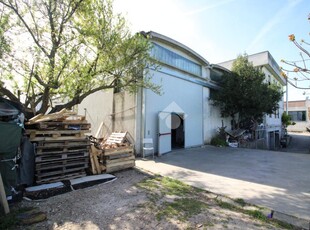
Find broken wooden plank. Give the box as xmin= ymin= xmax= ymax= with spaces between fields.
xmin=26 ymin=109 xmax=76 ymax=124
xmin=89 ymin=151 xmax=97 ymax=175
xmin=0 ymin=172 xmax=9 ymax=214
xmin=28 ymin=113 xmax=44 ymax=124
xmin=90 ymin=146 xmax=101 ymax=174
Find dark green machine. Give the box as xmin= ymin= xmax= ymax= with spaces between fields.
xmin=0 ymin=122 xmax=22 ymax=196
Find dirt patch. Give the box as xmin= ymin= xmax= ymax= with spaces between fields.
xmin=13 ymin=169 xmax=291 ymax=229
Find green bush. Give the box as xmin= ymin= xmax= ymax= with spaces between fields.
xmin=281 ymin=113 xmax=296 ymax=127
xmin=210 ymin=136 xmax=228 ymax=147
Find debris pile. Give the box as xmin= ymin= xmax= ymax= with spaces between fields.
xmin=89 ymin=132 xmax=135 ymax=174
xmin=25 ymin=109 xmax=91 ymax=184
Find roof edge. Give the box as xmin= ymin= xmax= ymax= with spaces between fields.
xmin=143 ymin=31 xmax=210 ymax=66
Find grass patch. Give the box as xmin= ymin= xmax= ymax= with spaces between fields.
xmin=156 ymin=198 xmax=208 ymax=221
xmin=136 ymin=177 xmax=160 ymax=192
xmin=234 ymin=198 xmax=246 ymax=207
xmin=245 ymin=210 xmax=267 ymax=221
xmin=137 ymin=176 xmax=295 ymax=229
xmin=137 ymin=176 xmax=202 ymax=197
xmin=216 ymin=200 xmax=238 ymax=211
xmin=160 ymin=177 xmax=193 ymax=196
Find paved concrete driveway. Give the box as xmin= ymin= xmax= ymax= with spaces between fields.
xmin=136 ymin=146 xmax=310 ymax=221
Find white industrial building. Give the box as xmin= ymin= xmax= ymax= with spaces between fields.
xmin=78 ymin=33 xmax=285 ymax=155
xmin=78 ymin=31 xmax=230 ymax=155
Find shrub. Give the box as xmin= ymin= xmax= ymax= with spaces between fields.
xmin=211 ymin=136 xmax=228 ymax=147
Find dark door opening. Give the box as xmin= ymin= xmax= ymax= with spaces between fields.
xmin=171 ymin=113 xmax=184 ymax=149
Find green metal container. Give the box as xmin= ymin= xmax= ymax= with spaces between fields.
xmin=0 ymin=122 xmax=22 ymax=196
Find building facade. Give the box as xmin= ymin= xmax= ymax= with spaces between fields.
xmin=78 ymin=34 xmax=285 ymax=154
xmin=78 ymin=31 xmax=230 ymax=155
xmin=286 ymin=99 xmax=310 ymax=132
xmin=218 ymin=51 xmax=286 ymax=150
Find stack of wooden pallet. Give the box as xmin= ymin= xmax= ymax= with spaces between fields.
xmin=25 ymin=109 xmax=91 ymax=184
xmin=90 ymin=132 xmax=135 ymax=174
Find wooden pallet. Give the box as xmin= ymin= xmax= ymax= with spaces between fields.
xmin=104 ymin=145 xmax=135 ymax=173
xmin=36 ymin=144 xmax=90 ymax=155
xmin=33 ymin=121 xmax=91 ymax=130
xmin=35 ymin=151 xmax=89 ymax=163
xmin=105 ymin=155 xmax=135 ymax=164
xmin=104 ymin=145 xmax=134 ymax=156
xmin=106 ymin=160 xmax=135 ymax=173
xmin=36 ymin=138 xmax=89 ymax=147
xmin=36 ymin=162 xmax=88 ymax=176
xmin=36 ymin=157 xmax=89 ymax=171
xmin=26 ymin=129 xmax=90 ymax=140
xmin=36 ymin=171 xmax=86 ymax=184
xmin=105 ymin=132 xmax=128 ymax=144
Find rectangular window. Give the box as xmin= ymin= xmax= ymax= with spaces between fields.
xmin=288 ymin=111 xmax=306 ymax=121
xmin=274 ymin=109 xmax=279 ymax=118
xmin=151 ymin=43 xmax=202 ymax=76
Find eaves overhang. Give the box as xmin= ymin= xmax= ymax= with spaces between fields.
xmin=142 ymin=31 xmax=210 ymax=67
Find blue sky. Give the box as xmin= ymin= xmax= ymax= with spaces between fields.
xmin=114 ymin=0 xmax=309 ymax=101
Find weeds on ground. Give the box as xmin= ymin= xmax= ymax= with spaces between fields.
xmin=137 ymin=175 xmax=297 ymax=229
xmin=0 ymin=207 xmax=33 ymax=230
xmin=156 ymin=198 xmax=208 ymax=221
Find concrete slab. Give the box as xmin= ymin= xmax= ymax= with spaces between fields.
xmin=136 ymin=145 xmax=310 ymax=222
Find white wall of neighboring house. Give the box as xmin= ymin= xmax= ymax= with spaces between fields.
xmin=286 ymin=99 xmax=310 ymax=132
xmin=113 ymin=91 xmax=137 ymax=144
xmin=77 ymin=89 xmax=114 ymax=138
xmin=262 ymin=66 xmax=283 ymax=127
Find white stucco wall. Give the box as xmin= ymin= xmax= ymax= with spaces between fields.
xmin=203 ymin=87 xmax=231 ymax=144
xmin=144 ymin=67 xmax=204 ymax=152
xmin=77 ymin=89 xmax=114 ymax=138
xmin=113 ymin=91 xmax=136 ymax=143
xmin=262 ymin=67 xmax=283 ymax=138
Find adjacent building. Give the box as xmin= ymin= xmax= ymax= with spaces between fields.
xmin=286 ymin=99 xmax=310 ymax=132
xmin=218 ymin=51 xmax=286 ymax=150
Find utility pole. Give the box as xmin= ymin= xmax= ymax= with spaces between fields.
xmin=286 ymin=77 xmax=288 ymax=115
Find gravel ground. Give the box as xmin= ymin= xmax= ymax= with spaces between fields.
xmin=15 ymin=169 xmax=288 ymax=230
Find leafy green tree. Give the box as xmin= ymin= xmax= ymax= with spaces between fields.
xmin=0 ymin=6 xmax=10 ymax=58
xmin=0 ymin=0 xmax=159 ymax=118
xmin=213 ymin=54 xmax=283 ymax=129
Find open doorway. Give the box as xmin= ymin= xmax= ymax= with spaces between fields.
xmin=171 ymin=113 xmax=184 ymax=149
